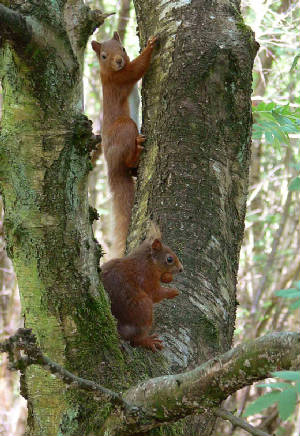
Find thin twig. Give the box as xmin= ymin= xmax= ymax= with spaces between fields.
xmin=215 ymin=407 xmax=271 ymax=436
xmin=0 ymin=328 xmax=133 ymax=411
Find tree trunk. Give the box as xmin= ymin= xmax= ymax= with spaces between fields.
xmin=131 ymin=0 xmax=257 ymax=366
xmin=128 ymin=1 xmax=258 ymax=432
xmin=0 ymin=2 xmax=124 ymax=435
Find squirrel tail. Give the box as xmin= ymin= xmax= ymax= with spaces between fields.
xmin=109 ymin=171 xmax=135 ymax=258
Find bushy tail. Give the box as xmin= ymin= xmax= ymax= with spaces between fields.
xmin=109 ymin=171 xmax=134 ymax=258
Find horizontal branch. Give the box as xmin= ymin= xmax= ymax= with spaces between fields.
xmin=88 ymin=9 xmax=115 ymax=32
xmin=0 ymin=4 xmax=32 ymax=47
xmin=103 ymin=332 xmax=300 ymax=434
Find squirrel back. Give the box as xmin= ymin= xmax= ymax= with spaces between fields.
xmin=101 ymin=226 xmax=183 ymax=351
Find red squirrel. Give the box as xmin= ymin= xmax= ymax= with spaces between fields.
xmin=101 ymin=225 xmax=183 ymax=352
xmin=91 ymin=32 xmax=157 ymax=257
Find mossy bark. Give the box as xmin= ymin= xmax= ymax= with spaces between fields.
xmin=0 ymin=2 xmax=124 ymax=435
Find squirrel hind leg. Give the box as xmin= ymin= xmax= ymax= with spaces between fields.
xmin=131 ymin=334 xmax=164 ymax=352
xmin=118 ymin=324 xmax=138 ymax=341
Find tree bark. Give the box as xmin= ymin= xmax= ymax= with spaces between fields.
xmin=130 ymin=0 xmax=258 ymax=371
xmin=127 ymin=1 xmax=258 ymax=433
xmin=0 ymin=2 xmax=123 ymax=435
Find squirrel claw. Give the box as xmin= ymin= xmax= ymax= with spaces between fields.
xmin=136 ymin=134 xmax=146 ymax=145
xmin=148 ymin=334 xmax=163 ymax=352
xmin=147 ymin=36 xmax=158 ymax=48
xmin=132 ymin=334 xmax=163 ymax=352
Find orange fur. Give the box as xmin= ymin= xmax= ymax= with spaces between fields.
xmin=101 ymin=229 xmax=183 ymax=352
xmin=92 ymin=33 xmax=157 ymax=257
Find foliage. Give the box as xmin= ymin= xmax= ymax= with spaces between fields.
xmin=241 ymin=283 xmax=300 ymax=426
xmin=252 ymin=102 xmax=300 ymax=147
xmin=243 ymin=371 xmax=300 ymax=421
xmin=275 ymin=281 xmax=300 ymax=310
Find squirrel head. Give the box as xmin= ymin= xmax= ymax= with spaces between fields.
xmin=91 ymin=32 xmax=130 ymax=73
xmin=146 ymin=223 xmax=183 ymax=275
xmin=150 ymin=238 xmax=183 ymax=275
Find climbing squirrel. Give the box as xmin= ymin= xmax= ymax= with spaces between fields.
xmin=91 ymin=32 xmax=157 ymax=257
xmin=101 ymin=225 xmax=183 ymax=352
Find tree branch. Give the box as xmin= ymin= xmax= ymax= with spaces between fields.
xmin=117 ymin=0 xmax=131 ymax=42
xmin=215 ymin=407 xmax=271 ymax=436
xmin=79 ymin=8 xmax=115 ymax=47
xmin=105 ymin=332 xmax=299 ymax=434
xmin=0 ymin=328 xmax=132 ymax=411
xmin=1 ymin=330 xmax=299 ymax=435
xmin=0 ymin=4 xmax=32 ymax=47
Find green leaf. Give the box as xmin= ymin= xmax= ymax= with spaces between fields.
xmin=275 ymin=288 xmax=300 ymax=298
xmin=243 ymin=392 xmax=281 ymax=417
xmin=296 ymin=381 xmax=300 ymax=394
xmin=277 ymin=389 xmax=297 ymax=420
xmin=271 ymin=371 xmax=300 ymax=381
xmin=256 ymin=382 xmax=291 ymax=390
xmin=265 ymin=130 xmax=274 ymax=144
xmin=288 ymin=177 xmax=300 ymax=192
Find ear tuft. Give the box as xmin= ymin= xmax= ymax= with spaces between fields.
xmin=91 ymin=41 xmax=101 ymax=53
xmin=147 ymin=222 xmax=162 ymax=241
xmin=113 ymin=31 xmax=121 ymax=42
xmin=152 ymin=239 xmax=162 ymax=251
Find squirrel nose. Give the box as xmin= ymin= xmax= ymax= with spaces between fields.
xmin=178 ymin=263 xmax=184 ymax=273
xmin=116 ymin=57 xmax=123 ymax=65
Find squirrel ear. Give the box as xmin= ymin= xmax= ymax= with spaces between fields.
xmin=113 ymin=31 xmax=121 ymax=42
xmin=152 ymin=239 xmax=162 ymax=251
xmin=91 ymin=41 xmax=102 ymax=53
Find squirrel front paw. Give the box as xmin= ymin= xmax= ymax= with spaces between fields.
xmin=136 ymin=134 xmax=146 ymax=146
xmin=166 ymin=288 xmax=179 ymax=299
xmin=147 ymin=35 xmax=158 ymax=48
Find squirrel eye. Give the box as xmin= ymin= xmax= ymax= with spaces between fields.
xmin=166 ymin=255 xmax=174 ymax=264
xmin=101 ymin=53 xmax=107 ymax=59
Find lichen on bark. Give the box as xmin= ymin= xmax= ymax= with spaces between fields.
xmin=0 ymin=2 xmax=124 ymax=434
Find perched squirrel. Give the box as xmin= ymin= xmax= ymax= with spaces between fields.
xmin=101 ymin=225 xmax=183 ymax=352
xmin=91 ymin=32 xmax=157 ymax=257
